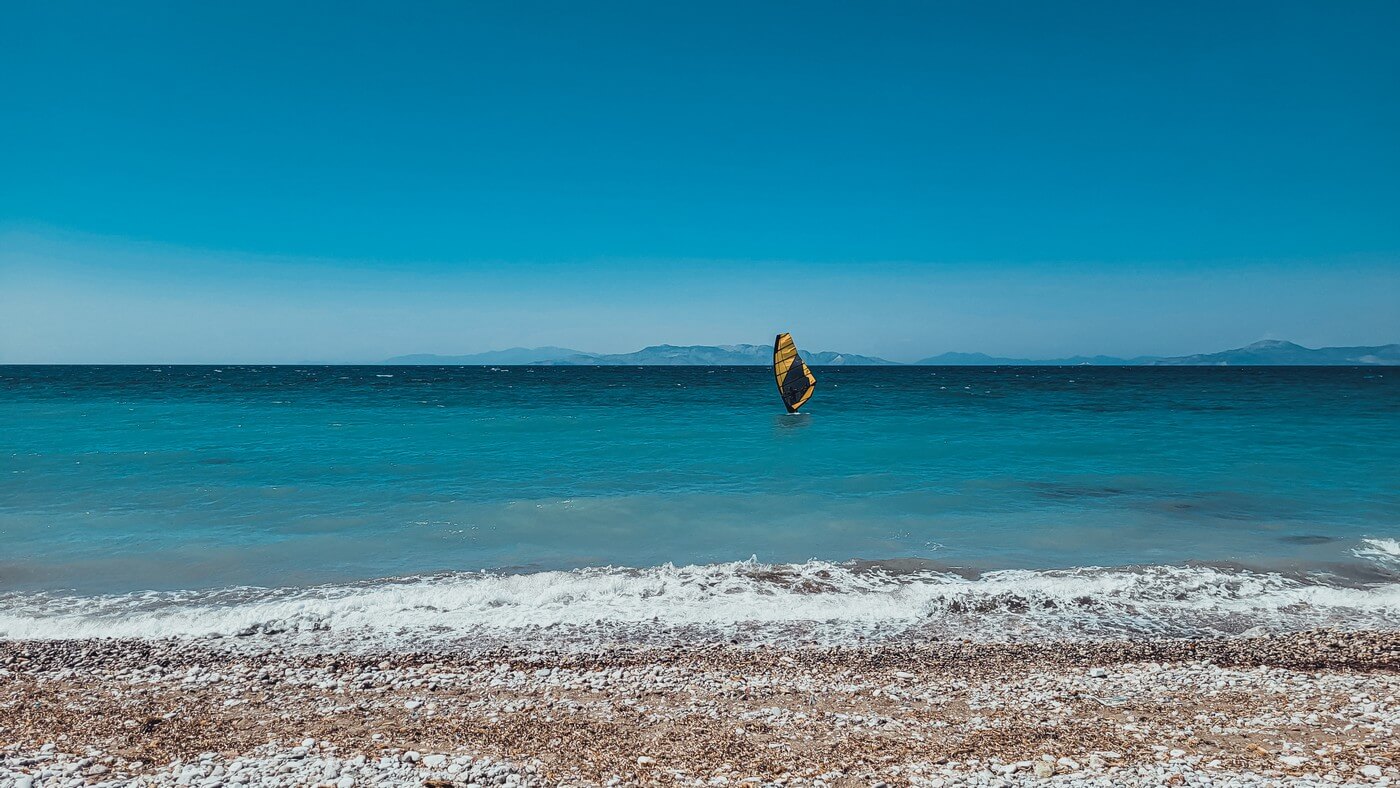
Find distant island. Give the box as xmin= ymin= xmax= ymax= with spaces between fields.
xmin=385 ymin=344 xmax=900 ymax=366
xmin=384 ymin=340 xmax=1399 ymax=366
xmin=916 ymin=340 xmax=1399 ymax=366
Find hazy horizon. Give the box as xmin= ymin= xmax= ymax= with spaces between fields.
xmin=4 ymin=227 xmax=1398 ymax=364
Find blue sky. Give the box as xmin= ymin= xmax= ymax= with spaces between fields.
xmin=2 ymin=1 xmax=1397 ymax=362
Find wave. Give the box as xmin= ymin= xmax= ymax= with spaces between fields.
xmin=3 ymin=553 xmax=1400 ymax=651
xmin=1355 ymin=537 xmax=1400 ymax=571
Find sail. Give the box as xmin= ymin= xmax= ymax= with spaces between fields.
xmin=773 ymin=333 xmax=817 ymax=412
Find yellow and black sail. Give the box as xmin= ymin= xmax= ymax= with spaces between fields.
xmin=773 ymin=333 xmax=817 ymax=412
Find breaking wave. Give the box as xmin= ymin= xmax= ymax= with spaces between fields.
xmin=1355 ymin=537 xmax=1400 ymax=572
xmin=3 ymin=552 xmax=1400 ymax=651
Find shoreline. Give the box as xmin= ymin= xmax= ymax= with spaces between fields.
xmin=5 ymin=555 xmax=1399 ymax=649
xmin=3 ymin=631 xmax=1398 ymax=786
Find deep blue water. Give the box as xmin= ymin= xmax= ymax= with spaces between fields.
xmin=1 ymin=365 xmax=1397 ymax=645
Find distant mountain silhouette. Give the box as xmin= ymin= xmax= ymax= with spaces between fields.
xmin=802 ymin=350 xmax=900 ymax=366
xmin=384 ymin=344 xmax=898 ymax=366
xmin=386 ymin=340 xmax=1397 ymax=366
xmin=913 ymin=352 xmax=1152 ymax=366
xmin=383 ymin=347 xmax=586 ymax=365
xmin=1146 ymin=340 xmax=1400 ymax=366
xmin=915 ymin=341 xmax=1398 ymax=366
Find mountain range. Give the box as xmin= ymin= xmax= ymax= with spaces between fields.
xmin=916 ymin=341 xmax=1399 ymax=366
xmin=384 ymin=344 xmax=898 ymax=366
xmin=384 ymin=340 xmax=1399 ymax=366
xmin=1142 ymin=340 xmax=1400 ymax=366
xmin=913 ymin=352 xmax=1148 ymax=366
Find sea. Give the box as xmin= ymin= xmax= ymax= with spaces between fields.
xmin=1 ymin=365 xmax=1397 ymax=650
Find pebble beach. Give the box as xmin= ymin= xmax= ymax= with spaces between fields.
xmin=2 ymin=631 xmax=1397 ymax=787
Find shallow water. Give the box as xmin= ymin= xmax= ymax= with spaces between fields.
xmin=1 ymin=365 xmax=1396 ymax=645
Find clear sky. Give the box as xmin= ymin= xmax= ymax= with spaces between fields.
xmin=2 ymin=1 xmax=1397 ymax=363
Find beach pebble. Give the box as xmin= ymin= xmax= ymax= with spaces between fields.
xmin=1 ymin=631 xmax=1397 ymax=788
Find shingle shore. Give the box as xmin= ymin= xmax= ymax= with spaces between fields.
xmin=1 ymin=630 xmax=1397 ymax=787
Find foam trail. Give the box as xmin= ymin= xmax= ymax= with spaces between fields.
xmin=3 ymin=556 xmax=1399 ymax=651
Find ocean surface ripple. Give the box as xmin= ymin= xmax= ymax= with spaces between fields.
xmin=2 ymin=365 xmax=1396 ymax=648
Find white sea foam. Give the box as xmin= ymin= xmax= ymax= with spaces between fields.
xmin=1355 ymin=537 xmax=1400 ymax=570
xmin=3 ymin=554 xmax=1399 ymax=651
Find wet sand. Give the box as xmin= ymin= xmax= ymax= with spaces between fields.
xmin=2 ymin=631 xmax=1398 ymax=786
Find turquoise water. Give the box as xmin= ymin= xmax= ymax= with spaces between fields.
xmin=2 ymin=365 xmax=1397 ymax=645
